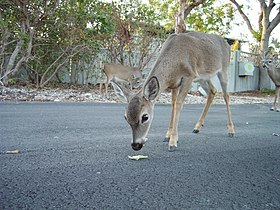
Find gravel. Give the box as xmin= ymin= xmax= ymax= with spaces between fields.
xmin=0 ymin=85 xmax=274 ymax=105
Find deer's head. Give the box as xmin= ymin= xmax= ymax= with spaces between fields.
xmin=130 ymin=69 xmax=144 ymax=89
xmin=262 ymin=58 xmax=274 ymax=70
xmin=112 ymin=77 xmax=160 ymax=151
xmin=261 ymin=54 xmax=279 ymax=70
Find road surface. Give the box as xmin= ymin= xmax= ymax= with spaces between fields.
xmin=1 ymin=102 xmax=280 ymax=209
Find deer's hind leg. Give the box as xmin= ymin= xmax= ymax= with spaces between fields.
xmin=193 ymin=80 xmax=217 ymax=133
xmin=275 ymin=86 xmax=280 ymax=112
xmin=99 ymin=80 xmax=103 ymax=95
xmin=105 ymin=75 xmax=111 ymax=97
xmin=217 ymin=71 xmax=235 ymax=137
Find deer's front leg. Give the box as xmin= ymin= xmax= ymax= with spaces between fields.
xmin=164 ymin=88 xmax=179 ymax=142
xmin=167 ymin=79 xmax=192 ymax=152
xmin=271 ymin=93 xmax=277 ymax=111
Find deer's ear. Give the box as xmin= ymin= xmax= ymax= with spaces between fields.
xmin=143 ymin=76 xmax=159 ymax=101
xmin=111 ymin=81 xmax=132 ymax=103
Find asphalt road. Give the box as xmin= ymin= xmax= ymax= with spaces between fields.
xmin=1 ymin=102 xmax=280 ymax=209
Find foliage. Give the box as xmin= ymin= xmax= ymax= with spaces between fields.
xmin=186 ymin=0 xmax=234 ymax=35
xmin=103 ymin=0 xmax=167 ymax=69
xmin=269 ymin=38 xmax=280 ymax=56
xmin=30 ymin=0 xmax=115 ymax=86
xmin=0 ymin=0 xmax=167 ymax=86
xmin=148 ymin=0 xmax=235 ymax=35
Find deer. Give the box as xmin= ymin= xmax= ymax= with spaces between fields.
xmin=262 ymin=58 xmax=280 ymax=112
xmin=99 ymin=63 xmax=142 ymax=97
xmin=112 ymin=32 xmax=235 ymax=152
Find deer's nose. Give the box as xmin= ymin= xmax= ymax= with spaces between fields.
xmin=131 ymin=143 xmax=143 ymax=151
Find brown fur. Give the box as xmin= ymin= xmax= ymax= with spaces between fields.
xmin=100 ymin=63 xmax=142 ymax=97
xmin=114 ymin=32 xmax=235 ymax=151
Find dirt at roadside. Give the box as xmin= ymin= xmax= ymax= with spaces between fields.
xmin=0 ymin=83 xmax=275 ymax=104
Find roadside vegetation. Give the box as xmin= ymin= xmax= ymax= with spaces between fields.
xmin=0 ymin=0 xmax=279 ymax=88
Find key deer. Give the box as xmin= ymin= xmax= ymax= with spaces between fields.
xmin=100 ymin=63 xmax=142 ymax=97
xmin=262 ymin=58 xmax=280 ymax=112
xmin=113 ymin=32 xmax=235 ymax=152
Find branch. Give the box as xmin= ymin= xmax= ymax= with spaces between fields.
xmin=0 ymin=39 xmax=24 ymax=81
xmin=268 ymin=0 xmax=275 ymax=12
xmin=40 ymin=47 xmax=69 ymax=84
xmin=258 ymin=0 xmax=266 ymax=8
xmin=0 ymin=28 xmax=34 ymax=81
xmin=139 ymin=43 xmax=160 ymax=71
xmin=258 ymin=3 xmax=263 ymax=32
xmin=267 ymin=6 xmax=280 ymax=33
xmin=184 ymin=0 xmax=207 ymax=17
xmin=229 ymin=0 xmax=257 ymax=35
xmin=40 ymin=45 xmax=86 ymax=87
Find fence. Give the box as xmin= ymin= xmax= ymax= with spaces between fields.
xmin=11 ymin=49 xmax=276 ymax=92
xmin=203 ymin=50 xmax=262 ymax=93
xmin=68 ymin=49 xmax=275 ymax=93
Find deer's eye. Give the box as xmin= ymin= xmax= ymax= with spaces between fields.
xmin=141 ymin=114 xmax=149 ymax=124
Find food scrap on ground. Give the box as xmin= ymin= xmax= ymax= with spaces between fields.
xmin=128 ymin=155 xmax=148 ymax=160
xmin=5 ymin=150 xmax=20 ymax=154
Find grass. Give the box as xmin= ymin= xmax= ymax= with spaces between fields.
xmin=261 ymin=89 xmax=275 ymax=94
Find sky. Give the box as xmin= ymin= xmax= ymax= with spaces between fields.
xmin=223 ymin=0 xmax=280 ymax=42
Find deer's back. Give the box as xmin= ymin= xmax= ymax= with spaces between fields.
xmin=268 ymin=66 xmax=280 ymax=87
xmin=168 ymin=32 xmax=229 ymax=65
xmin=148 ymin=32 xmax=230 ymax=88
xmin=104 ymin=64 xmax=141 ymax=80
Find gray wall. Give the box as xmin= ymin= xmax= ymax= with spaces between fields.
xmin=13 ymin=49 xmax=276 ymax=92
xmin=191 ymin=50 xmax=274 ymax=93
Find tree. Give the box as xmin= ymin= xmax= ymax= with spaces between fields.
xmin=0 ymin=0 xmax=59 ymax=85
xmin=0 ymin=0 xmax=115 ymax=87
xmin=185 ymin=0 xmax=234 ymax=35
xmin=1 ymin=0 xmax=167 ymax=87
xmin=149 ymin=0 xmax=234 ymax=35
xmin=229 ymin=0 xmax=280 ymax=55
xmin=229 ymin=0 xmax=280 ymax=89
xmin=175 ymin=0 xmax=206 ymax=33
xmin=36 ymin=0 xmax=112 ymax=87
xmin=103 ymin=0 xmax=167 ymax=70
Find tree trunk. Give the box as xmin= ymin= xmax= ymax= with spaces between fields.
xmin=259 ymin=12 xmax=273 ymax=90
xmin=1 ymin=39 xmax=24 ymax=85
xmin=259 ymin=31 xmax=272 ymax=90
xmin=70 ymin=63 xmax=77 ymax=84
xmin=175 ymin=0 xmax=186 ymax=33
xmin=1 ymin=24 xmax=34 ymax=85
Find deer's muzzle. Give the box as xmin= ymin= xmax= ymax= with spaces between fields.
xmin=131 ymin=143 xmax=143 ymax=151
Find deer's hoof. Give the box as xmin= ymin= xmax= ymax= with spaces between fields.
xmin=168 ymin=145 xmax=177 ymax=152
xmin=228 ymin=133 xmax=234 ymax=138
xmin=276 ymin=109 xmax=280 ymax=112
xmin=163 ymin=137 xmax=170 ymax=142
xmin=270 ymin=108 xmax=275 ymax=111
xmin=192 ymin=129 xmax=199 ymax=134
